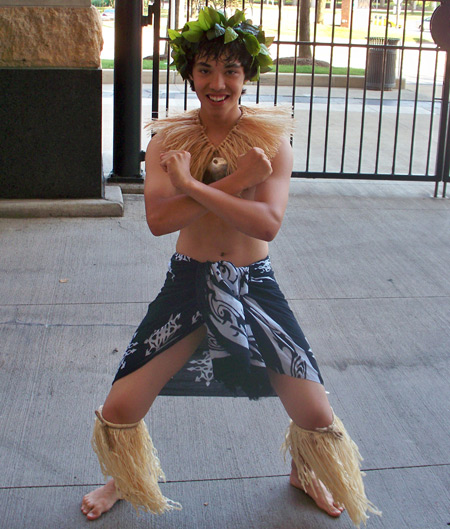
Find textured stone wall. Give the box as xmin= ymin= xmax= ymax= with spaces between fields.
xmin=0 ymin=1 xmax=90 ymax=5
xmin=0 ymin=6 xmax=103 ymax=68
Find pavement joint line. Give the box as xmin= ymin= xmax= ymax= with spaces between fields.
xmin=289 ymin=205 xmax=449 ymax=210
xmin=286 ymin=295 xmax=450 ymax=302
xmin=2 ymin=464 xmax=449 ymax=491
xmin=0 ymin=301 xmax=152 ymax=308
xmin=0 ymin=294 xmax=449 ymax=310
xmin=0 ymin=320 xmax=135 ymax=329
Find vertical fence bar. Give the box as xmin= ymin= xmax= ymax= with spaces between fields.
xmin=305 ymin=1 xmax=319 ymax=172
xmin=407 ymin=1 xmax=426 ymax=176
xmin=152 ymin=0 xmax=160 ymax=121
xmin=183 ymin=0 xmax=190 ymax=111
xmin=291 ymin=0 xmax=301 ymax=113
xmin=165 ymin=0 xmax=172 ymax=113
xmin=274 ymin=0 xmax=282 ymax=106
xmin=390 ymin=6 xmax=408 ymax=175
xmin=374 ymin=0 xmax=390 ymax=175
xmin=255 ymin=0 xmax=264 ymax=105
xmin=323 ymin=0 xmax=338 ymax=172
xmin=358 ymin=0 xmax=375 ymax=173
xmin=340 ymin=0 xmax=355 ymax=173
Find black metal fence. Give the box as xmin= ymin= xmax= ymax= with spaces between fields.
xmin=111 ymin=0 xmax=450 ymax=197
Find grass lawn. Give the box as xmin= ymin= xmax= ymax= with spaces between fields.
xmin=101 ymin=59 xmax=365 ymax=76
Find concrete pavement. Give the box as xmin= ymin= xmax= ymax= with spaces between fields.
xmin=0 ymin=180 xmax=449 ymax=529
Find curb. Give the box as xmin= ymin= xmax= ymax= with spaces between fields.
xmin=0 ymin=185 xmax=124 ymax=218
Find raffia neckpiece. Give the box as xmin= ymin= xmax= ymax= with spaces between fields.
xmin=147 ymin=105 xmax=294 ymax=183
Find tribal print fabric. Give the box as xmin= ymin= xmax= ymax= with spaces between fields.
xmin=114 ymin=253 xmax=323 ymax=399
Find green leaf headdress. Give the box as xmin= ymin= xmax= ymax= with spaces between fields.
xmin=168 ymin=7 xmax=274 ymax=82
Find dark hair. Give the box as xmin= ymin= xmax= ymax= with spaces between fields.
xmin=185 ymin=37 xmax=257 ymax=91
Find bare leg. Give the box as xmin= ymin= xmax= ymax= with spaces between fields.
xmin=81 ymin=326 xmax=206 ymax=521
xmin=267 ymin=371 xmax=344 ymax=518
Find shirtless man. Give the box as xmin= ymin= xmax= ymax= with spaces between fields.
xmin=81 ymin=8 xmax=379 ymax=527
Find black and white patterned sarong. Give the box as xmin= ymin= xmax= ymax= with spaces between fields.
xmin=114 ymin=253 xmax=323 ymax=399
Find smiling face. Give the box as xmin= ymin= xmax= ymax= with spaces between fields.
xmin=191 ymin=56 xmax=246 ymax=114
xmin=185 ymin=37 xmax=258 ymax=91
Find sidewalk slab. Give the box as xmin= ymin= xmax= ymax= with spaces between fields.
xmin=0 ymin=185 xmax=449 ymax=529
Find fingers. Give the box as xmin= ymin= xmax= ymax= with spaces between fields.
xmin=237 ymin=148 xmax=273 ymax=188
xmin=160 ymin=150 xmax=190 ymax=172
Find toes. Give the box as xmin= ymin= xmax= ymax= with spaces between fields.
xmin=329 ymin=506 xmax=342 ymax=516
xmin=81 ymin=499 xmax=92 ymax=512
xmin=87 ymin=508 xmax=102 ymax=521
xmin=328 ymin=503 xmax=344 ymax=517
xmin=81 ymin=497 xmax=101 ymax=520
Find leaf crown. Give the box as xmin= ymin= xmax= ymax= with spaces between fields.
xmin=168 ymin=7 xmax=274 ymax=82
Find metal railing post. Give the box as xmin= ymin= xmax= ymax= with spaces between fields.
xmin=152 ymin=0 xmax=160 ymax=121
xmin=432 ymin=0 xmax=450 ymax=198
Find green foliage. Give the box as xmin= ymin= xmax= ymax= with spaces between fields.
xmin=91 ymin=0 xmax=112 ymax=7
xmin=168 ymin=6 xmax=274 ymax=82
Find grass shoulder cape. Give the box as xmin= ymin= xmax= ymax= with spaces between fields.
xmin=147 ymin=105 xmax=295 ymax=182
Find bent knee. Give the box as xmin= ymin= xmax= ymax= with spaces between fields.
xmin=302 ymin=406 xmax=334 ymax=431
xmin=101 ymin=398 xmax=146 ymax=425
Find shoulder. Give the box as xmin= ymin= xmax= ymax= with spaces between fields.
xmin=145 ymin=109 xmax=200 ymax=138
xmin=234 ymin=106 xmax=295 ymax=161
xmin=145 ymin=132 xmax=165 ymax=159
xmin=272 ymin=136 xmax=293 ymax=167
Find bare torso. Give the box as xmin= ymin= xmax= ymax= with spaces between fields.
xmin=175 ymin=187 xmax=269 ymax=266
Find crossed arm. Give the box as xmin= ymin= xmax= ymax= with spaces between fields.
xmin=144 ymin=133 xmax=293 ymax=241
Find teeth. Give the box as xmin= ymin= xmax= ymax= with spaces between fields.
xmin=209 ymin=95 xmax=226 ymax=102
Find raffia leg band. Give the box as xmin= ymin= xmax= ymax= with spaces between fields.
xmin=91 ymin=405 xmax=181 ymax=515
xmin=282 ymin=414 xmax=381 ymax=527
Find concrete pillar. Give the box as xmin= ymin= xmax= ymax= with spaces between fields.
xmin=0 ymin=0 xmax=104 ymax=199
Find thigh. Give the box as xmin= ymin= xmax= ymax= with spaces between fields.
xmin=268 ymin=369 xmax=333 ymax=430
xmin=102 ymin=325 xmax=206 ymax=424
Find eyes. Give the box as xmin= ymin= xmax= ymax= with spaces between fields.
xmin=193 ymin=61 xmax=244 ymax=78
xmin=196 ymin=67 xmax=240 ymax=76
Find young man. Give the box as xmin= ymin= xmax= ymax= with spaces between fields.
xmin=81 ymin=8 xmax=380 ymax=526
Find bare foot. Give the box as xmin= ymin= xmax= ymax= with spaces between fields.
xmin=290 ymin=462 xmax=344 ymax=518
xmin=81 ymin=479 xmax=120 ymax=521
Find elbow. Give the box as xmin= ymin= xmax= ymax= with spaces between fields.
xmin=261 ymin=229 xmax=278 ymax=242
xmin=146 ymin=212 xmax=167 ymax=237
xmin=253 ymin=205 xmax=283 ymax=242
xmin=149 ymin=225 xmax=165 ymax=237
xmin=259 ymin=219 xmax=281 ymax=242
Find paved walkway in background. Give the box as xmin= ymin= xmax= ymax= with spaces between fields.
xmin=102 ymin=81 xmax=444 ymax=180
xmin=1 ymin=181 xmax=449 ymax=529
